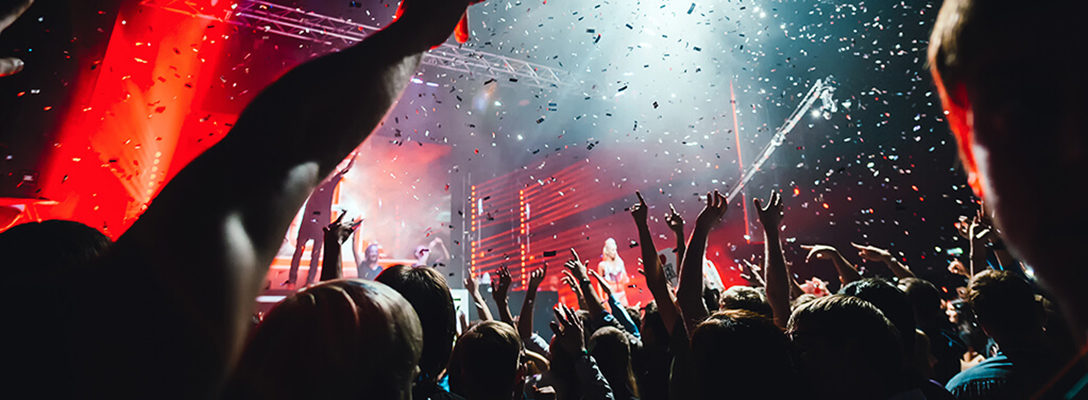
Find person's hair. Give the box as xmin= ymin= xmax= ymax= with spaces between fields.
xmin=898 ymin=277 xmax=943 ymax=328
xmin=703 ymin=285 xmax=721 ymax=313
xmin=787 ymin=295 xmax=903 ymax=400
xmin=720 ymin=285 xmax=773 ymax=318
xmin=692 ymin=309 xmax=795 ymax=399
xmin=375 ymin=265 xmax=456 ymax=386
xmin=625 ymin=306 xmax=641 ymax=330
xmin=966 ymin=270 xmax=1042 ymax=341
xmin=840 ymin=278 xmax=917 ymax=354
xmin=589 ymin=327 xmax=639 ymax=399
xmin=225 ymin=279 xmax=422 ymax=400
xmin=0 ymin=220 xmax=111 ymax=282
xmin=791 ymin=293 xmax=817 ymax=311
xmin=448 ymin=320 xmax=523 ymax=400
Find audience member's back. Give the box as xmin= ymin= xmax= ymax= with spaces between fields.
xmin=376 ymin=264 xmax=458 ymax=399
xmin=691 ymin=309 xmax=796 ymax=399
xmin=448 ymin=320 xmax=524 ymax=400
xmin=225 ymin=279 xmax=422 ymax=400
xmin=900 ymin=277 xmax=966 ymax=384
xmin=787 ymin=294 xmax=903 ymax=400
xmin=588 ymin=326 xmax=639 ymax=400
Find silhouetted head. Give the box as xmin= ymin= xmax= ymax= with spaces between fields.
xmin=376 ymin=265 xmax=456 ymax=388
xmin=788 ymin=295 xmax=902 ymax=400
xmin=967 ymin=270 xmax=1043 ymax=345
xmin=720 ymin=285 xmax=773 ymax=318
xmin=589 ymin=326 xmax=639 ymax=399
xmin=840 ymin=278 xmax=917 ymax=355
xmin=0 ymin=220 xmax=111 ymax=282
xmin=929 ymin=0 xmax=1088 ymax=333
xmin=448 ymin=320 xmax=525 ymax=400
xmin=898 ymin=277 xmax=943 ymax=329
xmin=692 ymin=309 xmax=795 ymax=399
xmin=226 ymin=279 xmax=422 ymax=400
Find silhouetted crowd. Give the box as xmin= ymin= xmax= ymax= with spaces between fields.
xmin=2 ymin=0 xmax=1086 ymax=398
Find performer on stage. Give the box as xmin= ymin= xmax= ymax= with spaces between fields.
xmin=354 ymin=242 xmax=383 ymax=280
xmin=597 ymin=237 xmax=630 ymax=306
xmin=284 ymin=155 xmax=355 ymax=287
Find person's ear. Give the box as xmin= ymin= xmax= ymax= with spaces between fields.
xmin=933 ymin=70 xmax=983 ymax=198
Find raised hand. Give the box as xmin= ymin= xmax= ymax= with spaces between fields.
xmin=588 ymin=269 xmax=613 ymax=297
xmin=549 ymin=304 xmax=586 ymax=354
xmin=947 ymin=259 xmax=969 ymax=277
xmin=851 ymin=243 xmax=893 ymax=263
xmin=754 ymin=190 xmax=784 ymax=229
xmin=801 ymin=244 xmax=840 ymax=263
xmin=492 ymin=265 xmax=512 ymax=300
xmin=322 ymin=212 xmax=358 ymax=245
xmin=665 ymin=203 xmax=685 ymax=234
xmin=528 ymin=263 xmax=547 ymax=291
xmin=630 ymin=191 xmax=650 ymax=226
xmin=694 ymin=190 xmax=728 ymax=230
xmin=395 ymin=0 xmax=480 ymax=49
xmin=564 ymin=248 xmax=590 ymax=282
xmin=464 ymin=270 xmax=479 ymax=294
xmin=0 ymin=0 xmax=33 ymax=77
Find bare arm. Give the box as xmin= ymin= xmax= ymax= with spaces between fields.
xmin=492 ymin=266 xmax=515 ymax=325
xmin=565 ymin=249 xmax=607 ymax=320
xmin=85 ymin=2 xmax=472 ymax=395
xmin=518 ymin=264 xmax=547 ymax=343
xmin=465 ymin=270 xmax=493 ymax=321
xmin=320 ymin=214 xmax=358 ymax=282
xmin=803 ymin=244 xmax=862 ymax=286
xmin=755 ymin=192 xmax=791 ymax=329
xmin=677 ymin=191 xmax=727 ymax=334
xmin=853 ymin=242 xmax=915 ymax=279
xmin=632 ymin=192 xmax=682 ymax=336
xmin=666 ymin=204 xmax=686 ymax=261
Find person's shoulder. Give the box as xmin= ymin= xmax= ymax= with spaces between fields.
xmin=945 ymin=355 xmax=1013 ymax=395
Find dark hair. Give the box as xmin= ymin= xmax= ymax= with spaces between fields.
xmin=840 ymin=278 xmax=917 ymax=354
xmin=788 ymin=295 xmax=903 ymax=400
xmin=589 ymin=326 xmax=639 ymax=399
xmin=692 ymin=309 xmax=795 ymax=399
xmin=967 ymin=270 xmax=1042 ymax=341
xmin=898 ymin=277 xmax=943 ymax=328
xmin=720 ymin=285 xmax=773 ymax=318
xmin=0 ymin=220 xmax=111 ymax=282
xmin=448 ymin=320 xmax=523 ymax=400
xmin=375 ymin=265 xmax=456 ymax=387
xmin=226 ymin=279 xmax=422 ymax=399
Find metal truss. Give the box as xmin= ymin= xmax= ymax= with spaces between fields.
xmin=139 ymin=0 xmax=568 ymax=89
xmin=726 ymin=76 xmax=838 ymax=202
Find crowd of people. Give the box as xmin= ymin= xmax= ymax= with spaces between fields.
xmin=2 ymin=0 xmax=1087 ymax=398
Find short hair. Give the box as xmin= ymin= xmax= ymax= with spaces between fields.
xmin=0 ymin=220 xmax=111 ymax=282
xmin=788 ymin=295 xmax=903 ymax=399
xmin=226 ymin=279 xmax=422 ymax=399
xmin=692 ymin=310 xmax=794 ymax=398
xmin=448 ymin=321 xmax=523 ymax=400
xmin=840 ymin=278 xmax=917 ymax=353
xmin=589 ymin=327 xmax=639 ymax=399
xmin=720 ymin=285 xmax=773 ymax=318
xmin=898 ymin=277 xmax=943 ymax=325
xmin=967 ymin=270 xmax=1041 ymax=338
xmin=375 ymin=265 xmax=456 ymax=384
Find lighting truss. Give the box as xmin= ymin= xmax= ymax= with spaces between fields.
xmin=139 ymin=0 xmax=568 ymax=89
xmin=726 ymin=76 xmax=838 ymax=202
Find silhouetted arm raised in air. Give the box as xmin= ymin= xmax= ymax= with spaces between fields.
xmin=755 ymin=191 xmax=790 ymax=329
xmin=632 ymin=192 xmax=682 ymax=337
xmin=677 ymin=191 xmax=727 ymax=334
xmin=802 ymin=244 xmax=862 ymax=285
xmin=87 ymin=1 xmax=475 ymax=395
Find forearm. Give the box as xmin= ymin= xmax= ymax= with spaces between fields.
xmin=470 ymin=290 xmax=492 ymax=321
xmin=320 ymin=238 xmax=342 ymax=281
xmin=674 ymin=231 xmax=686 ymax=263
xmin=637 ymin=222 xmax=680 ymax=336
xmin=763 ymin=230 xmax=791 ymax=328
xmin=677 ymin=226 xmax=710 ymax=331
xmin=579 ymin=280 xmax=608 ymax=320
xmin=518 ymin=288 xmax=538 ymax=342
xmin=884 ymin=257 xmax=915 ymax=279
xmin=495 ymin=297 xmax=515 ymax=325
xmin=831 ymin=253 xmax=862 ymax=285
xmin=969 ymin=238 xmax=988 ymax=276
xmin=608 ymin=294 xmax=641 ymax=338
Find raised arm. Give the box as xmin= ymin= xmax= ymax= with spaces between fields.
xmin=755 ymin=191 xmax=791 ymax=329
xmin=87 ymin=2 xmax=474 ymax=395
xmin=465 ymin=270 xmax=493 ymax=321
xmin=852 ymin=242 xmax=915 ymax=279
xmin=565 ymin=249 xmax=607 ymax=320
xmin=803 ymin=244 xmax=862 ymax=286
xmin=492 ymin=266 xmax=515 ymax=325
xmin=666 ymin=203 xmax=686 ymax=260
xmin=518 ymin=263 xmax=547 ymax=343
xmin=590 ymin=269 xmax=641 ymax=338
xmin=632 ymin=192 xmax=682 ymax=336
xmin=677 ymin=191 xmax=727 ymax=333
xmin=319 ymin=213 xmax=359 ymax=282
